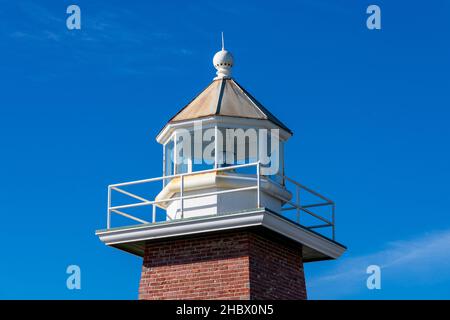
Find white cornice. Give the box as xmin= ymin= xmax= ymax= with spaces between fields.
xmin=156 ymin=116 xmax=292 ymax=145
xmin=96 ymin=209 xmax=346 ymax=262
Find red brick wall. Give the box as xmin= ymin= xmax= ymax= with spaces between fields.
xmin=248 ymin=232 xmax=307 ymax=300
xmin=138 ymin=230 xmax=306 ymax=300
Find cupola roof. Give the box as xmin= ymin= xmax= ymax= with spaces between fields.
xmin=167 ymin=78 xmax=292 ymax=134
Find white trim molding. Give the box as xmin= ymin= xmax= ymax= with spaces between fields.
xmin=96 ymin=208 xmax=346 ymax=262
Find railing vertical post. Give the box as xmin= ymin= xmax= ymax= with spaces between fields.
xmin=256 ymin=162 xmax=261 ymax=208
xmin=107 ymin=185 xmax=111 ymax=229
xmin=332 ymin=203 xmax=336 ymax=240
xmin=296 ymin=186 xmax=300 ymax=224
xmin=152 ymin=204 xmax=156 ymax=223
xmin=180 ymin=175 xmax=184 ymax=219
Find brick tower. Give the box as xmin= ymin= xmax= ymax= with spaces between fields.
xmin=96 ymin=39 xmax=346 ymax=300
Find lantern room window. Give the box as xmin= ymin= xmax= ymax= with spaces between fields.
xmin=163 ymin=127 xmax=285 ymax=186
xmin=164 ymin=138 xmax=174 ymax=177
xmin=175 ymin=134 xmax=189 ymax=174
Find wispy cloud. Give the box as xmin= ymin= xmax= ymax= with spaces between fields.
xmin=4 ymin=2 xmax=192 ymax=77
xmin=9 ymin=30 xmax=62 ymax=42
xmin=9 ymin=1 xmax=161 ymax=45
xmin=17 ymin=1 xmax=63 ymax=25
xmin=308 ymin=228 xmax=450 ymax=299
xmin=179 ymin=48 xmax=193 ymax=56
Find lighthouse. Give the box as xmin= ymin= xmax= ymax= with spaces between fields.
xmin=96 ymin=38 xmax=346 ymax=300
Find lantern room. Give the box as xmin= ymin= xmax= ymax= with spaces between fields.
xmin=155 ymin=56 xmax=293 ymax=219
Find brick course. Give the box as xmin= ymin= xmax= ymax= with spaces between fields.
xmin=138 ymin=230 xmax=307 ymax=300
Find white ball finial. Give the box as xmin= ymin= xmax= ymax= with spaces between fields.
xmin=213 ymin=32 xmax=233 ymax=80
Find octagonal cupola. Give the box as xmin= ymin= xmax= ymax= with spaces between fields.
xmin=155 ymin=41 xmax=293 ymax=219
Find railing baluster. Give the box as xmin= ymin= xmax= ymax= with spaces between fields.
xmin=107 ymin=186 xmax=111 ymax=229
xmin=256 ymin=162 xmax=260 ymax=208
xmin=180 ymin=175 xmax=184 ymax=219
xmin=332 ymin=203 xmax=336 ymax=240
xmin=296 ymin=186 xmax=300 ymax=224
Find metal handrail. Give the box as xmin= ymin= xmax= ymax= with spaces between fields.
xmin=105 ymin=162 xmax=336 ymax=240
xmin=281 ymin=176 xmax=335 ymax=240
xmin=107 ymin=162 xmax=261 ymax=229
xmin=109 ymin=162 xmax=259 ymax=188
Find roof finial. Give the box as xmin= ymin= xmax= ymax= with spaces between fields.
xmin=213 ymin=32 xmax=234 ymax=80
xmin=221 ymin=31 xmax=225 ymax=50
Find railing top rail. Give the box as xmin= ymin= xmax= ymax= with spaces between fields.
xmin=109 ymin=185 xmax=258 ymax=211
xmin=283 ymin=175 xmax=334 ymax=204
xmin=109 ymin=161 xmax=260 ymax=188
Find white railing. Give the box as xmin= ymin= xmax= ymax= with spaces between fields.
xmin=281 ymin=176 xmax=336 ymax=240
xmin=106 ymin=162 xmax=336 ymax=240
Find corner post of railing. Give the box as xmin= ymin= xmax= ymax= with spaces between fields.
xmin=256 ymin=162 xmax=261 ymax=208
xmin=332 ymin=203 xmax=336 ymax=240
xmin=180 ymin=175 xmax=184 ymax=218
xmin=107 ymin=185 xmax=111 ymax=229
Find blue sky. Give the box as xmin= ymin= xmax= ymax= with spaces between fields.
xmin=0 ymin=0 xmax=449 ymax=299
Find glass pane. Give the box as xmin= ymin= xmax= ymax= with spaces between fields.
xmin=261 ymin=133 xmax=284 ymax=185
xmin=219 ymin=128 xmax=258 ymax=168
xmin=164 ymin=139 xmax=174 ymax=177
xmin=192 ymin=128 xmax=214 ymax=172
xmin=176 ymin=134 xmax=189 ymax=174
